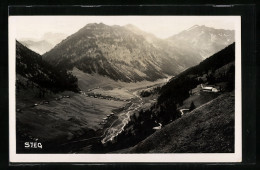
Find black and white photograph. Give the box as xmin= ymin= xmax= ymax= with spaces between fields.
xmin=9 ymin=16 xmax=241 ymax=162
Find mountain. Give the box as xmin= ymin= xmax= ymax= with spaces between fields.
xmin=16 ymin=40 xmax=79 ymax=93
xmin=20 ymin=40 xmax=53 ymax=55
xmin=43 ymin=23 xmax=234 ymax=83
xmin=167 ymin=25 xmax=235 ymax=59
xmin=124 ymin=24 xmax=203 ymax=69
xmin=43 ymin=23 xmax=184 ymax=82
xmin=123 ymin=24 xmax=159 ymax=44
xmin=20 ymin=33 xmax=68 ymax=55
xmin=125 ymin=24 xmax=234 ymax=69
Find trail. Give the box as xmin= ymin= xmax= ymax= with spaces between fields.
xmin=179 ymin=109 xmax=189 ymax=115
xmin=101 ymin=90 xmax=143 ymax=144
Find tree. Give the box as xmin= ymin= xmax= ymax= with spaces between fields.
xmin=189 ymin=101 xmax=196 ymax=111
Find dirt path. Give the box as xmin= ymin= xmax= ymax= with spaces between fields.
xmin=179 ymin=109 xmax=189 ymax=115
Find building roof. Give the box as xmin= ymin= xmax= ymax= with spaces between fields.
xmin=203 ymin=87 xmax=213 ymax=90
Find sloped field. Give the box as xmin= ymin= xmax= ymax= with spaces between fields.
xmin=16 ymin=88 xmax=126 ymax=153
xmin=127 ymin=92 xmax=234 ymax=153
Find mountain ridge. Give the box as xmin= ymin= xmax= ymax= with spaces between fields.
xmin=20 ymin=40 xmax=53 ymax=55
xmin=167 ymin=25 xmax=235 ymax=59
xmin=43 ymin=23 xmax=182 ymax=82
xmin=19 ymin=32 xmax=68 ymax=55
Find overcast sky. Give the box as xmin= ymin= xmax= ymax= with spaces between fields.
xmin=11 ymin=16 xmax=237 ymax=40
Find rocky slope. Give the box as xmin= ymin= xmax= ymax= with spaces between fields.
xmin=44 ymin=23 xmax=182 ymax=82
xmin=124 ymin=24 xmax=203 ymax=69
xmin=167 ymin=25 xmax=235 ymax=59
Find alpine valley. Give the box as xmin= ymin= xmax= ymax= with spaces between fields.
xmin=16 ymin=23 xmax=235 ymax=153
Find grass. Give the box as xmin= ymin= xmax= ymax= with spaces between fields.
xmin=73 ymin=67 xmax=168 ymax=94
xmin=16 ymin=87 xmax=127 ymax=153
xmin=126 ymin=92 xmax=234 ymax=153
xmin=179 ymin=91 xmax=220 ymax=109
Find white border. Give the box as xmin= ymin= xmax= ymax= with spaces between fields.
xmin=9 ymin=16 xmax=241 ymax=163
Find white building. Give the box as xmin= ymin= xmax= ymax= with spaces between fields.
xmin=201 ymin=84 xmax=219 ymax=92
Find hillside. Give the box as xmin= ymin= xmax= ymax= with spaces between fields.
xmin=158 ymin=42 xmax=235 ymax=105
xmin=127 ymin=92 xmax=234 ymax=153
xmin=16 ymin=41 xmax=131 ymax=153
xmin=16 ymin=40 xmax=79 ymax=93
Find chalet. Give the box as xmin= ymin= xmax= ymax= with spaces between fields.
xmin=190 ymin=84 xmax=220 ymax=95
xmin=201 ymin=84 xmax=219 ymax=92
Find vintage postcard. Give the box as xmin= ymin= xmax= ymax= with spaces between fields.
xmin=9 ymin=16 xmax=241 ymax=162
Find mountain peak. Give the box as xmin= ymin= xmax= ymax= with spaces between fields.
xmin=43 ymin=23 xmax=182 ymax=82
xmin=186 ymin=25 xmax=204 ymax=31
xmin=80 ymin=23 xmax=108 ymax=30
xmin=124 ymin=24 xmax=142 ymax=32
xmin=85 ymin=22 xmax=106 ymax=27
xmin=125 ymin=24 xmax=138 ymax=28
